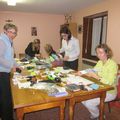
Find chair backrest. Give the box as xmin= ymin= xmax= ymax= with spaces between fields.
xmin=19 ymin=53 xmax=25 ymax=59
xmin=118 ymin=63 xmax=120 ymax=70
xmin=116 ymin=64 xmax=120 ymax=85
xmin=117 ymin=80 xmax=120 ymax=98
xmin=116 ymin=64 xmax=120 ymax=98
xmin=106 ymin=64 xmax=120 ymax=112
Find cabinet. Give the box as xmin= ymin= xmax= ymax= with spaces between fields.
xmin=60 ymin=22 xmax=77 ymax=37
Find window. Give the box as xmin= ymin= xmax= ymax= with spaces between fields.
xmin=82 ymin=11 xmax=108 ymax=61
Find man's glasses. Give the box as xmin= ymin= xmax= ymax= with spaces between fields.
xmin=7 ymin=30 xmax=17 ymax=35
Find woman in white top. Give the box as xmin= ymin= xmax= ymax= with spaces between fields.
xmin=60 ymin=26 xmax=80 ymax=70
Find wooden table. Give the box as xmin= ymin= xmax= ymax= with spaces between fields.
xmin=11 ymin=70 xmax=113 ymax=120
xmin=68 ymin=76 xmax=113 ymax=120
xmin=11 ymin=82 xmax=71 ymax=120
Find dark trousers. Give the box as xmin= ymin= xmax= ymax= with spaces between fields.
xmin=0 ymin=72 xmax=14 ymax=120
xmin=64 ymin=59 xmax=79 ymax=71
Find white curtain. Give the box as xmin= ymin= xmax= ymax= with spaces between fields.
xmin=102 ymin=16 xmax=107 ymax=43
xmin=91 ymin=17 xmax=102 ymax=56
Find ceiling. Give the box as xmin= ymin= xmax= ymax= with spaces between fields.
xmin=0 ymin=0 xmax=103 ymax=14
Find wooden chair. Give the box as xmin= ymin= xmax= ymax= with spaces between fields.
xmin=19 ymin=53 xmax=25 ymax=59
xmin=107 ymin=64 xmax=120 ymax=112
xmin=14 ymin=53 xmax=16 ymax=58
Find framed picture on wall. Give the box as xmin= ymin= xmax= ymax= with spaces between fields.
xmin=31 ymin=27 xmax=37 ymax=36
xmin=78 ymin=25 xmax=83 ymax=34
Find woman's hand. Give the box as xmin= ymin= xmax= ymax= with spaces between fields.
xmin=86 ymin=72 xmax=101 ymax=80
xmin=74 ymin=71 xmax=82 ymax=76
xmin=35 ymin=54 xmax=42 ymax=59
xmin=63 ymin=56 xmax=69 ymax=61
xmin=57 ymin=53 xmax=63 ymax=59
xmin=35 ymin=54 xmax=40 ymax=57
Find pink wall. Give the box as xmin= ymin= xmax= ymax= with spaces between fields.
xmin=1 ymin=0 xmax=120 ymax=64
xmin=0 ymin=11 xmax=64 ymax=57
xmin=72 ymin=0 xmax=120 ymax=64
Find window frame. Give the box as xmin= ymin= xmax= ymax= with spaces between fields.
xmin=82 ymin=11 xmax=108 ymax=61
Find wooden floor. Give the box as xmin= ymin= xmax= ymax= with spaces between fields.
xmin=14 ymin=102 xmax=120 ymax=120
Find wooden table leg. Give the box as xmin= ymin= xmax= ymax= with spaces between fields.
xmin=60 ymin=101 xmax=65 ymax=120
xmin=69 ymin=98 xmax=75 ymax=120
xmin=16 ymin=108 xmax=24 ymax=120
xmin=15 ymin=100 xmax=66 ymax=120
xmin=99 ymin=92 xmax=106 ymax=120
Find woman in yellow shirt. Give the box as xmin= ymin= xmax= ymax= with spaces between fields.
xmin=81 ymin=44 xmax=118 ymax=120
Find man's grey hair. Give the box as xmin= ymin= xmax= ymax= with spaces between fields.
xmin=3 ymin=23 xmax=18 ymax=32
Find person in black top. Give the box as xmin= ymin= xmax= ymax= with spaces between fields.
xmin=25 ymin=39 xmax=41 ymax=59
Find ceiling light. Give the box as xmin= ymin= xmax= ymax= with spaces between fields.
xmin=7 ymin=0 xmax=16 ymax=6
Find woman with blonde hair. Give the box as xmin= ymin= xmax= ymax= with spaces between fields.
xmin=44 ymin=44 xmax=63 ymax=67
xmin=77 ymin=44 xmax=118 ymax=120
xmin=25 ymin=39 xmax=41 ymax=59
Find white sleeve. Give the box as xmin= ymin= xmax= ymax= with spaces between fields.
xmin=69 ymin=39 xmax=80 ymax=59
